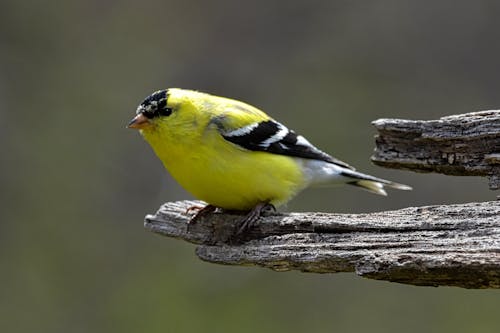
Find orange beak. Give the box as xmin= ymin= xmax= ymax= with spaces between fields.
xmin=127 ymin=113 xmax=151 ymax=129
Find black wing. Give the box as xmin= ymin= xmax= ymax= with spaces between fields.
xmin=221 ymin=120 xmax=354 ymax=170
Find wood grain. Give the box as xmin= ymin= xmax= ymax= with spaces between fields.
xmin=145 ymin=200 xmax=500 ymax=289
xmin=371 ymin=110 xmax=500 ymax=189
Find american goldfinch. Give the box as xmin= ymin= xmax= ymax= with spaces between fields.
xmin=128 ymin=88 xmax=411 ymax=231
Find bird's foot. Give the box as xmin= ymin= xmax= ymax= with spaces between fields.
xmin=236 ymin=202 xmax=275 ymax=235
xmin=185 ymin=204 xmax=217 ymax=227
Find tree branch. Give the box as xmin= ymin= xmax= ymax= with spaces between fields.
xmin=145 ymin=200 xmax=500 ymax=289
xmin=371 ymin=110 xmax=500 ymax=190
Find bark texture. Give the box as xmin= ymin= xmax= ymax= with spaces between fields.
xmin=371 ymin=110 xmax=500 ymax=190
xmin=145 ymin=200 xmax=500 ymax=289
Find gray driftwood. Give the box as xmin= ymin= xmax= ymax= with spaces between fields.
xmin=145 ymin=200 xmax=500 ymax=289
xmin=371 ymin=110 xmax=500 ymax=190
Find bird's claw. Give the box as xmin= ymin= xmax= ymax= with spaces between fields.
xmin=185 ymin=202 xmax=276 ymax=239
xmin=185 ymin=204 xmax=217 ymax=230
xmin=236 ymin=202 xmax=275 ymax=235
xmin=185 ymin=205 xmax=206 ymax=215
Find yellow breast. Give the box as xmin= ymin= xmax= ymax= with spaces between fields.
xmin=143 ymin=127 xmax=305 ymax=210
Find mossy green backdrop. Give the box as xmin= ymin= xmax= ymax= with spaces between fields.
xmin=2 ymin=1 xmax=499 ymax=332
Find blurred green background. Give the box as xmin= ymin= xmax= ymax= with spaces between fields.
xmin=2 ymin=0 xmax=499 ymax=332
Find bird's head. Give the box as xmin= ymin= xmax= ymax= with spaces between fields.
xmin=128 ymin=88 xmax=220 ymax=165
xmin=128 ymin=88 xmax=213 ymax=134
xmin=127 ymin=89 xmax=173 ymax=131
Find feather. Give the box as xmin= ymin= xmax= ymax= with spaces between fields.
xmin=221 ymin=119 xmax=354 ymax=169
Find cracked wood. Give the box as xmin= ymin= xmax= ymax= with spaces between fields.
xmin=145 ymin=200 xmax=500 ymax=289
xmin=371 ymin=110 xmax=500 ymax=189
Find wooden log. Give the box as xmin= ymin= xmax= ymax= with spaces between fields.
xmin=145 ymin=200 xmax=500 ymax=289
xmin=371 ymin=110 xmax=500 ymax=190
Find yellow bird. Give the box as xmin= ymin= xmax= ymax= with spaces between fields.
xmin=128 ymin=88 xmax=411 ymax=231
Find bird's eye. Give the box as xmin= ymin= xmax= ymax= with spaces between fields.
xmin=158 ymin=107 xmax=173 ymax=117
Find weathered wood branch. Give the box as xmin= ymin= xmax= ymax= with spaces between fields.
xmin=145 ymin=200 xmax=500 ymax=289
xmin=371 ymin=110 xmax=500 ymax=190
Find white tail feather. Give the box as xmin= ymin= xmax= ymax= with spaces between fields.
xmin=298 ymin=159 xmax=412 ymax=195
xmin=355 ymin=180 xmax=388 ymax=196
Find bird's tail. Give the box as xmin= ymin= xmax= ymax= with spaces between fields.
xmin=340 ymin=169 xmax=412 ymax=196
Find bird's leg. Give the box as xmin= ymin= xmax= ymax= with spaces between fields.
xmin=186 ymin=204 xmax=217 ymax=225
xmin=236 ymin=202 xmax=276 ymax=235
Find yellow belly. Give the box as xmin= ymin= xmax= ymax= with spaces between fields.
xmin=146 ymin=132 xmax=305 ymax=210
